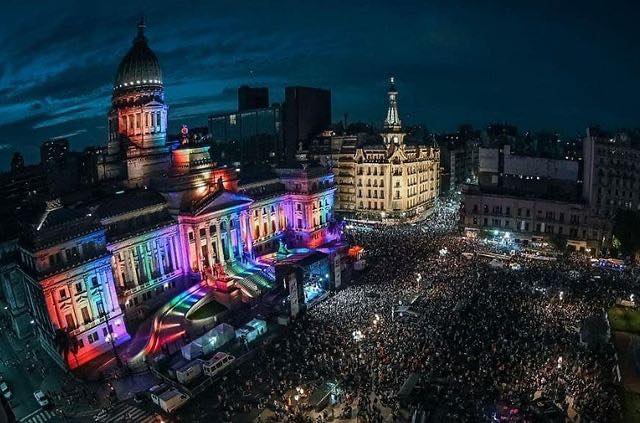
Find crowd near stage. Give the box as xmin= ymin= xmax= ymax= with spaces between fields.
xmin=175 ymin=194 xmax=634 ymax=422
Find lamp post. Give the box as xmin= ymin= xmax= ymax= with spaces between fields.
xmin=97 ymin=279 xmax=123 ymax=369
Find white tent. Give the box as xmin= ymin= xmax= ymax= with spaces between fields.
xmin=181 ymin=323 xmax=235 ymax=361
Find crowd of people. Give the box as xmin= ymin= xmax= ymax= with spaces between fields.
xmin=187 ymin=194 xmax=634 ymax=422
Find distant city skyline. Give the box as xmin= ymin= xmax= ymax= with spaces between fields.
xmin=1 ymin=0 xmax=639 ymax=168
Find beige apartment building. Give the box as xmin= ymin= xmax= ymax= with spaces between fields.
xmin=332 ymin=78 xmax=440 ymax=222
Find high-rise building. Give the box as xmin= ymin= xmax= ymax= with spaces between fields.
xmin=331 ymin=78 xmax=440 ymax=222
xmin=437 ymin=125 xmax=480 ymax=192
xmin=283 ymin=86 xmax=331 ymax=162
xmin=238 ymin=85 xmax=269 ymax=112
xmin=208 ymin=105 xmax=281 ymax=163
xmin=582 ymin=127 xmax=640 ymax=218
xmin=40 ymin=138 xmax=69 ymax=167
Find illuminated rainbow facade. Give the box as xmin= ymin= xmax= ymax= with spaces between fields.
xmin=10 ymin=21 xmax=342 ymax=371
xmin=18 ymin=203 xmax=130 ymax=369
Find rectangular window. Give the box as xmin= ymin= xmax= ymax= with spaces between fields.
xmin=91 ymin=276 xmax=99 ymax=288
xmin=87 ymin=332 xmax=99 ymax=344
xmin=59 ymin=288 xmax=67 ymax=300
xmin=75 ymin=282 xmax=83 ymax=293
xmin=81 ymin=307 xmax=91 ymax=324
xmin=96 ymin=300 xmax=105 ymax=316
xmin=65 ymin=314 xmax=75 ymax=329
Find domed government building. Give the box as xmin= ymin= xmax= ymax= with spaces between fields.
xmin=2 ymin=20 xmax=345 ymax=370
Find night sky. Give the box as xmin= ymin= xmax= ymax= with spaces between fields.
xmin=1 ymin=0 xmax=639 ymax=168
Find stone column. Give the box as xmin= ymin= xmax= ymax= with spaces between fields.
xmin=215 ymin=220 xmax=225 ymax=265
xmin=129 ymin=248 xmax=140 ymax=287
xmin=245 ymin=213 xmax=254 ymax=259
xmin=143 ymin=242 xmax=153 ymax=282
xmin=164 ymin=240 xmax=173 ymax=272
xmin=111 ymin=255 xmax=122 ymax=289
xmin=45 ymin=289 xmax=62 ymax=329
xmin=103 ymin=268 xmax=118 ymax=314
xmin=227 ymin=218 xmax=235 ymax=262
xmin=156 ymin=239 xmax=165 ymax=276
xmin=235 ymin=215 xmax=244 ymax=260
xmin=170 ymin=235 xmax=180 ymax=271
xmin=193 ymin=224 xmax=202 ymax=272
xmin=205 ymin=223 xmax=213 ymax=266
xmin=275 ymin=206 xmax=282 ymax=233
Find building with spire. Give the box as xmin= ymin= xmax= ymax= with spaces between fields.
xmin=331 ymin=77 xmax=440 ymax=222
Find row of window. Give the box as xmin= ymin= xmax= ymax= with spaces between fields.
xmin=59 ymin=276 xmax=100 ymax=301
xmin=45 ymin=241 xmax=99 ymax=272
xmin=62 ymin=298 xmax=104 ymax=331
xmin=472 ymin=217 xmax=591 ymax=238
xmin=471 ymin=205 xmax=582 ymax=224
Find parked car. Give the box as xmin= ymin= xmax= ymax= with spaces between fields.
xmin=0 ymin=382 xmax=11 ymax=400
xmin=34 ymin=390 xmax=49 ymax=407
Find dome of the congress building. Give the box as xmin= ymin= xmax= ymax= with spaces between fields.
xmin=113 ymin=19 xmax=163 ymax=92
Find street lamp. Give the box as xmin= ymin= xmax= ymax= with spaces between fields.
xmin=97 ymin=279 xmax=123 ymax=369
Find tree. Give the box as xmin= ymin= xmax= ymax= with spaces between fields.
xmin=613 ymin=210 xmax=640 ymax=259
xmin=549 ymin=234 xmax=567 ymax=252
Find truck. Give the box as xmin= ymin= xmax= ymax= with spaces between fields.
xmin=149 ymin=384 xmax=190 ymax=414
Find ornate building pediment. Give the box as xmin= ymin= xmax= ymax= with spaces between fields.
xmin=191 ymin=190 xmax=254 ymax=217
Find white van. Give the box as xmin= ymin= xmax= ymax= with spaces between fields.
xmin=203 ymin=352 xmax=235 ymax=377
xmin=150 ymin=386 xmax=189 ymax=414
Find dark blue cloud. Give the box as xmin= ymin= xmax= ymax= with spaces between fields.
xmin=0 ymin=0 xmax=639 ymax=168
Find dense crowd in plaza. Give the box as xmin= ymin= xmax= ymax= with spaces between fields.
xmin=194 ymin=194 xmax=634 ymax=422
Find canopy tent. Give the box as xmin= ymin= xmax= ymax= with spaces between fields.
xmin=181 ymin=323 xmax=235 ymax=360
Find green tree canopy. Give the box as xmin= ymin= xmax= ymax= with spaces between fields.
xmin=613 ymin=210 xmax=640 ymax=258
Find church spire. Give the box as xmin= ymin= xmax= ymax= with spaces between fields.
xmin=384 ymin=76 xmax=402 ymax=132
xmin=135 ymin=15 xmax=147 ymax=43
